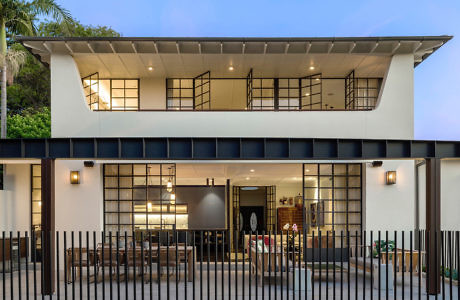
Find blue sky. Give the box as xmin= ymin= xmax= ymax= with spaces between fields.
xmin=58 ymin=0 xmax=460 ymax=140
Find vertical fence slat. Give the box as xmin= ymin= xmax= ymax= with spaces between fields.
xmin=242 ymin=230 xmax=246 ymax=300
xmin=441 ymin=231 xmax=445 ymax=299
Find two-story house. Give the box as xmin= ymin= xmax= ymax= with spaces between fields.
xmin=0 ymin=36 xmax=457 ymax=297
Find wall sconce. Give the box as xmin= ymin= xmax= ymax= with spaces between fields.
xmin=385 ymin=171 xmax=396 ymax=185
xmin=70 ymin=171 xmax=80 ymax=184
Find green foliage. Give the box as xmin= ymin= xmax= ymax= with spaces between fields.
xmin=37 ymin=19 xmax=120 ymax=37
xmin=7 ymin=107 xmax=50 ymax=138
xmin=372 ymin=240 xmax=396 ymax=258
xmin=6 ymin=19 xmax=120 ymax=114
xmin=7 ymin=43 xmax=49 ymax=114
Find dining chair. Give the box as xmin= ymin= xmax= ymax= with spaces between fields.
xmin=159 ymin=247 xmax=177 ymax=278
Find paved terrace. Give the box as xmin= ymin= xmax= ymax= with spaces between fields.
xmin=1 ymin=262 xmax=457 ymax=299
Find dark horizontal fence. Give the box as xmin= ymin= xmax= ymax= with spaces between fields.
xmin=0 ymin=230 xmax=459 ymax=299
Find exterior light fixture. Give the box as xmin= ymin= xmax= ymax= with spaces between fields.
xmin=170 ymin=193 xmax=176 ymax=204
xmin=70 ymin=171 xmax=80 ymax=184
xmin=228 ymin=66 xmax=234 ymax=71
xmin=309 ymin=66 xmax=315 ymax=70
xmin=250 ymin=169 xmax=255 ymax=173
xmin=386 ymin=171 xmax=396 ymax=185
xmin=305 ymin=93 xmax=310 ymax=96
xmin=147 ymin=202 xmax=152 ymax=211
xmin=148 ymin=66 xmax=154 ymax=71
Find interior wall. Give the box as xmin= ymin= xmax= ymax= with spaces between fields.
xmin=322 ymin=79 xmax=345 ymax=109
xmin=176 ymin=186 xmax=225 ymax=229
xmin=0 ymin=164 xmax=31 ymax=232
xmin=211 ymin=79 xmax=246 ymax=109
xmin=239 ymin=188 xmax=266 ymax=207
xmin=139 ymin=77 xmax=166 ymax=109
xmin=275 ymin=183 xmax=302 ymax=208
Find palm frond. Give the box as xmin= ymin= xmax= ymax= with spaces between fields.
xmin=27 ymin=0 xmax=73 ymax=25
xmin=0 ymin=48 xmax=28 ymax=78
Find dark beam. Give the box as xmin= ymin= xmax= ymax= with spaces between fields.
xmin=425 ymin=158 xmax=441 ymax=295
xmin=1 ymin=138 xmax=460 ymax=160
xmin=41 ymin=158 xmax=55 ymax=295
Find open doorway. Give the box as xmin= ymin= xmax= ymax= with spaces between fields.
xmin=232 ymin=186 xmax=275 ymax=248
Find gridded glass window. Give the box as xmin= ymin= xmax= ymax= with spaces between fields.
xmin=354 ymin=78 xmax=381 ymax=110
xmin=249 ymin=78 xmax=275 ymax=110
xmin=278 ymin=79 xmax=300 ymax=110
xmin=166 ymin=79 xmax=194 ymax=110
xmin=82 ymin=73 xmax=139 ymax=111
xmin=31 ymin=164 xmax=41 ymax=232
xmin=345 ymin=70 xmax=381 ymax=110
xmin=103 ymin=163 xmax=183 ymax=236
xmin=82 ymin=73 xmax=100 ymax=110
xmin=31 ymin=164 xmax=42 ymax=260
xmin=300 ymin=74 xmax=322 ymax=110
xmin=303 ymin=163 xmax=362 ymax=245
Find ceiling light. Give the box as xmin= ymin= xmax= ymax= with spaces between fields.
xmin=305 ymin=93 xmax=310 ymax=96
xmin=147 ymin=66 xmax=154 ymax=71
xmin=228 ymin=66 xmax=234 ymax=71
xmin=250 ymin=169 xmax=255 ymax=173
xmin=166 ymin=179 xmax=173 ymax=192
xmin=305 ymin=169 xmax=310 ymax=172
xmin=309 ymin=66 xmax=315 ymax=70
xmin=246 ymin=177 xmax=250 ymax=180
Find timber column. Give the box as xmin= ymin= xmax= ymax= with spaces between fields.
xmin=41 ymin=158 xmax=55 ymax=295
xmin=425 ymin=158 xmax=441 ymax=295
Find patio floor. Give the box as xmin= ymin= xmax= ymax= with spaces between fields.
xmin=1 ymin=262 xmax=457 ymax=299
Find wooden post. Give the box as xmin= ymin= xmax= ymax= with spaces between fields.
xmin=425 ymin=158 xmax=441 ymax=295
xmin=41 ymin=158 xmax=55 ymax=295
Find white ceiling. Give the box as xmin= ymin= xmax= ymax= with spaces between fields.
xmin=72 ymin=53 xmax=391 ymax=78
xmin=176 ymin=163 xmax=303 ymax=186
xmin=21 ymin=37 xmax=450 ymax=79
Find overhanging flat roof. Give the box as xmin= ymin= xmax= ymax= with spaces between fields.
xmin=0 ymin=137 xmax=459 ymax=160
xmin=18 ymin=36 xmax=452 ymax=69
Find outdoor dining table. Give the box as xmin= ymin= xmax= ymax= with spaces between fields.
xmin=65 ymin=245 xmax=196 ymax=283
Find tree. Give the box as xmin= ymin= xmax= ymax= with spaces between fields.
xmin=7 ymin=106 xmax=49 ymax=138
xmin=0 ymin=0 xmax=73 ymax=138
xmin=6 ymin=20 xmax=120 ymax=114
xmin=38 ymin=19 xmax=120 ymax=37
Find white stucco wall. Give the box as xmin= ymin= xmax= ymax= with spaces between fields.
xmin=54 ymin=161 xmax=104 ymax=232
xmin=51 ymin=54 xmax=414 ymax=139
xmin=365 ymin=160 xmax=416 ymax=232
xmin=0 ymin=164 xmax=31 ymax=233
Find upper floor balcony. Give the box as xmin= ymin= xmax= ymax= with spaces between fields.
xmin=19 ymin=36 xmax=451 ymax=139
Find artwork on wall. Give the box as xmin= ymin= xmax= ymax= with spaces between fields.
xmin=310 ymin=201 xmax=324 ymax=227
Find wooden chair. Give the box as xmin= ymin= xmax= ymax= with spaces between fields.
xmin=159 ymin=247 xmax=177 ymax=278
xmin=73 ymin=248 xmax=96 ymax=278
xmin=97 ymin=246 xmax=119 ymax=276
xmin=125 ymin=247 xmax=148 ymax=277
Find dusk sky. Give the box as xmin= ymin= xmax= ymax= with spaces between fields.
xmin=58 ymin=0 xmax=460 ymax=140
